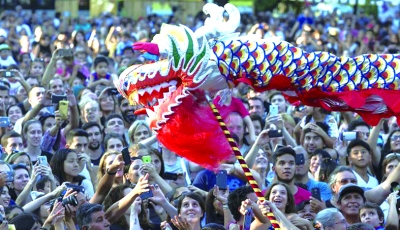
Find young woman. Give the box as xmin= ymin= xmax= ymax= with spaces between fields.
xmin=259 ymin=182 xmax=313 ymax=230
xmin=6 ymin=105 xmax=23 ymax=125
xmin=308 ymin=149 xmax=331 ymax=179
xmin=172 ymin=192 xmax=205 ymax=230
xmin=128 ymin=120 xmax=152 ymax=145
xmin=97 ymin=151 xmax=124 ymax=187
xmin=50 ymin=148 xmax=94 ymax=197
xmin=125 ymin=151 xmax=171 ymax=194
xmin=0 ymin=186 xmax=11 ymax=209
xmin=5 ymin=151 xmax=33 ymax=174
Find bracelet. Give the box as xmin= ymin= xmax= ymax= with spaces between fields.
xmin=106 ymin=168 xmax=117 ymax=175
xmin=223 ymin=203 xmax=229 ymax=210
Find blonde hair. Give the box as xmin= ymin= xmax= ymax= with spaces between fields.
xmin=128 ymin=120 xmax=151 ymax=145
xmin=281 ymin=113 xmax=296 ymax=127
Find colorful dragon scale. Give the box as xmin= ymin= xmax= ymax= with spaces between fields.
xmin=116 ymin=15 xmax=400 ymax=169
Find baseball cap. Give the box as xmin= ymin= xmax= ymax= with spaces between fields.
xmin=337 ymin=183 xmax=365 ymax=202
xmin=0 ymin=44 xmax=10 ymax=51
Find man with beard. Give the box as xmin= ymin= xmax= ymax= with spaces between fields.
xmin=294 ymin=146 xmax=332 ymax=201
xmin=118 ymin=96 xmax=137 ymax=129
xmin=82 ymin=122 xmax=104 ymax=166
xmin=271 ymin=146 xmax=310 ymax=205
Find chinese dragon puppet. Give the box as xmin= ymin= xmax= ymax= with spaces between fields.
xmin=116 ymin=3 xmax=400 ymax=169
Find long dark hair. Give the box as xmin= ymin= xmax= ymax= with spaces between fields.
xmin=177 ymin=192 xmax=205 ymax=216
xmin=205 ymin=188 xmax=224 ymax=225
xmin=382 ymin=129 xmax=400 ymax=157
xmin=103 ymin=184 xmax=152 ymax=229
xmin=50 ymin=149 xmax=85 ymax=184
xmin=264 ymin=182 xmax=296 ymax=214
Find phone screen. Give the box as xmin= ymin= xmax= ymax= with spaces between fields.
xmin=121 ymin=147 xmax=131 ymax=166
xmin=295 ymin=154 xmax=305 ymax=165
xmin=311 ymin=188 xmax=321 ymax=201
xmin=216 ymin=170 xmax=227 ymax=190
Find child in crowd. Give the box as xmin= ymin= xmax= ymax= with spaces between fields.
xmin=87 ymin=56 xmax=112 ymax=87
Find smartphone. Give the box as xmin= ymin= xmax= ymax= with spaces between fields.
xmin=121 ymin=147 xmax=131 ymax=166
xmin=5 ymin=171 xmax=13 ymax=182
xmin=269 ymin=104 xmax=279 ymax=116
xmin=311 ymin=187 xmax=321 ymax=201
xmin=140 ymin=189 xmax=154 ymax=200
xmin=59 ymin=101 xmax=69 ymax=120
xmin=216 ymin=170 xmax=228 ymax=190
xmin=341 ymin=131 xmax=357 ymax=141
xmin=243 ymin=208 xmax=253 ymax=230
xmin=163 ymin=172 xmax=179 ymax=181
xmin=108 ymin=88 xmax=119 ymax=96
xmin=0 ymin=117 xmax=10 ymax=127
xmin=65 ymin=183 xmax=85 ymax=194
xmin=142 ymin=155 xmax=151 ymax=164
xmin=52 ymin=94 xmax=67 ymax=104
xmin=4 ymin=71 xmax=12 ymax=78
xmin=295 ymin=154 xmax=305 ymax=165
xmin=37 ymin=156 xmax=47 ymax=165
xmin=268 ymin=129 xmax=282 ymax=138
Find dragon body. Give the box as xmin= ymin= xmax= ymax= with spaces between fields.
xmin=116 ymin=4 xmax=400 ymax=169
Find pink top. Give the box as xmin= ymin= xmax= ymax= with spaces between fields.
xmin=213 ymin=95 xmax=249 ymax=119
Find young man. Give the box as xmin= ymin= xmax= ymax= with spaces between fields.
xmin=337 ymin=183 xmax=366 ymax=225
xmin=82 ymin=122 xmax=104 ymax=166
xmin=347 ymin=139 xmax=378 ymax=191
xmin=294 ymin=146 xmax=332 ymax=201
xmin=0 ymin=131 xmax=23 ymax=158
xmin=271 ymin=146 xmax=311 ymax=205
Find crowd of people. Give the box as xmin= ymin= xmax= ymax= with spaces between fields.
xmin=0 ymin=2 xmax=398 ymax=230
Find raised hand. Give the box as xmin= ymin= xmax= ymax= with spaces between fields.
xmin=213 ymin=185 xmax=229 ymax=205
xmin=148 ymin=184 xmax=166 ymax=205
xmin=132 ymin=173 xmax=150 ymax=196
xmin=107 ymin=154 xmax=124 ymax=175
xmin=171 ymin=215 xmax=191 ymax=230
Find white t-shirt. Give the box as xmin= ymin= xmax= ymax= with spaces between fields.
xmin=353 ymin=170 xmax=379 ymax=191
xmin=0 ymin=56 xmax=16 ymax=68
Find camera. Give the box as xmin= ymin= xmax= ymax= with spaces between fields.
xmin=340 ymin=131 xmax=357 ymax=141
xmin=62 ymin=195 xmax=78 ymax=207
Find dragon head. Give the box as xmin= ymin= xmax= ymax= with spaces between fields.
xmin=117 ymin=25 xmax=229 ymax=131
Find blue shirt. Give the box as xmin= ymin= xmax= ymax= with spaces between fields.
xmin=306 ymin=179 xmax=332 ymax=201
xmin=193 ymin=169 xmax=246 ymax=192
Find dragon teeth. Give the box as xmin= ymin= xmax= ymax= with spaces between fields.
xmin=138 ymin=89 xmax=146 ymax=96
xmin=154 ymin=85 xmax=162 ymax=92
xmin=169 ymin=85 xmax=176 ymax=92
xmin=169 ymin=80 xmax=177 ymax=86
xmin=145 ymin=87 xmax=153 ymax=95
